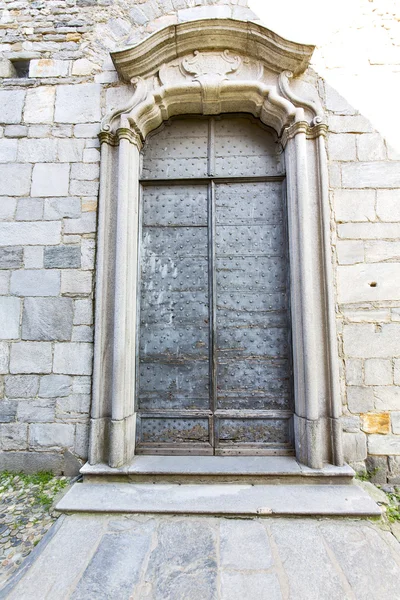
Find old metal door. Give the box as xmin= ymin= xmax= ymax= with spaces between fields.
xmin=136 ymin=116 xmax=293 ymax=455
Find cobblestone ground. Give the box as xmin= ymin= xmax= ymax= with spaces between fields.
xmin=0 ymin=472 xmax=69 ymax=590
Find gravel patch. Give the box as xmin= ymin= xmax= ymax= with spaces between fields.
xmin=0 ymin=472 xmax=70 ymax=590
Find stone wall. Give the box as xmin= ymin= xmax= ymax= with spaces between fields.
xmin=0 ymin=0 xmax=399 ymax=480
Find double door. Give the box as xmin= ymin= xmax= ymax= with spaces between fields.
xmin=135 ymin=116 xmax=293 ymax=455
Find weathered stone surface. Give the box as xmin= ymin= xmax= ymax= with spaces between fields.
xmin=5 ymin=375 xmax=39 ymax=398
xmin=70 ymin=179 xmax=99 ymax=196
xmin=18 ymin=138 xmax=57 ymax=163
xmin=0 ymin=221 xmax=61 ymax=246
xmin=29 ymin=423 xmax=74 ymax=449
xmin=392 ymin=412 xmax=400 ymax=435
xmin=64 ymin=213 xmax=96 ymax=234
xmin=347 ymin=387 xmax=374 ymax=413
xmin=0 ymin=197 xmax=16 ymax=220
xmin=73 ymin=376 xmax=91 ymax=394
xmin=43 ymin=197 xmax=81 ymax=220
xmin=364 ymin=358 xmax=392 ymax=385
xmin=365 ymin=455 xmax=388 ymax=484
xmin=368 ymin=435 xmax=400 ymax=455
xmin=365 ymin=241 xmax=400 ymax=263
xmin=388 ymin=456 xmax=400 ymax=483
xmin=0 ymin=400 xmax=17 ymax=424
xmin=328 ymin=133 xmax=356 ymax=161
xmin=72 ymin=326 xmax=93 ymax=342
xmin=81 ymin=239 xmax=95 ymax=270
xmin=74 ymin=123 xmax=100 ymax=138
xmin=10 ymin=342 xmax=52 ymax=374
xmin=61 ymin=271 xmax=92 ymax=295
xmin=342 ymin=431 xmax=367 ymax=461
xmin=17 ymin=399 xmax=55 ymax=423
xmin=0 ymin=297 xmax=20 ymax=340
xmin=376 ymin=189 xmax=400 ymax=222
xmin=339 ymin=222 xmax=400 ymax=240
xmin=24 ymin=246 xmax=44 ymax=269
xmin=0 ymin=271 xmax=9 ymax=294
xmin=343 ymin=324 xmax=400 ymax=358
xmin=0 ymin=342 xmax=9 ymax=375
xmin=345 ymin=359 xmax=362 ymax=385
xmin=57 ymin=139 xmax=85 ymax=162
xmin=29 ymin=59 xmax=70 ymax=78
xmin=220 ymin=572 xmax=282 ymax=600
xmin=24 ymin=86 xmax=55 ymax=124
xmin=0 ymin=424 xmax=28 ymax=450
xmin=0 ymin=90 xmax=25 ymax=124
xmin=55 ymin=84 xmax=102 ymax=124
xmin=342 ymin=161 xmax=400 ymax=188
xmin=360 ymin=412 xmax=390 ymax=434
xmin=11 ymin=270 xmax=60 ymax=296
xmin=0 ymin=164 xmax=32 ymax=196
xmin=44 ymin=246 xmax=81 ymax=269
xmin=220 ymin=520 xmax=272 ymax=570
xmin=22 ymin=297 xmax=73 ymax=341
xmin=0 ymin=247 xmax=23 ymax=269
xmin=16 ymin=198 xmax=44 ymax=221
xmin=334 ymin=189 xmax=375 ymax=222
xmin=39 ymin=374 xmax=72 ymax=398
xmin=75 ymin=422 xmax=89 ymax=457
xmin=31 ymin=163 xmax=69 ymax=197
xmin=56 ymin=394 xmax=90 ymax=420
xmin=53 ymin=343 xmax=93 ymax=375
xmin=338 ymin=263 xmax=400 ymax=303
xmin=374 ymin=387 xmax=400 ymax=411
xmin=73 ymin=300 xmax=93 ymax=325
xmin=0 ymin=139 xmax=18 ymax=162
xmin=357 ymin=133 xmax=387 ymax=161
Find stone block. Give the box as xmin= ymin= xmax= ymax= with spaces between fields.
xmin=0 ymin=451 xmax=64 ymax=473
xmin=72 ymin=376 xmax=91 ymax=395
xmin=83 ymin=148 xmax=100 ymax=163
xmin=53 ymin=343 xmax=93 ymax=375
xmin=16 ymin=198 xmax=44 ymax=221
xmin=24 ymin=246 xmax=44 ymax=269
xmin=339 ymin=222 xmax=400 ymax=240
xmin=328 ymin=115 xmax=373 ymax=133
xmin=39 ymin=374 xmax=72 ymax=398
xmin=71 ymin=59 xmax=97 ymax=76
xmin=61 ymin=271 xmax=92 ymax=295
xmin=220 ymin=519 xmax=272 ymax=569
xmin=0 ymin=59 xmax=16 ymax=78
xmin=11 ymin=270 xmax=60 ymax=296
xmin=57 ymin=139 xmax=85 ymax=162
xmin=44 ymin=246 xmax=81 ymax=269
xmin=4 ymin=125 xmax=27 ymax=138
xmin=364 ymin=359 xmax=392 ymax=385
xmin=81 ymin=238 xmax=95 ymax=270
xmin=73 ymin=299 xmax=93 ymax=325
xmin=376 ymin=190 xmax=400 ymax=222
xmin=0 ymin=297 xmax=20 ymax=340
xmin=328 ymin=133 xmax=356 ymax=161
xmin=361 ymin=412 xmax=390 ymax=434
xmin=56 ymin=394 xmax=90 ymax=420
xmin=31 ymin=163 xmax=69 ymax=197
xmin=28 ymin=125 xmax=50 ymax=138
xmin=357 ymin=133 xmax=386 ymax=161
xmin=0 ymin=222 xmax=61 ymax=246
xmin=82 ymin=199 xmax=97 ymax=212
xmin=29 ymin=423 xmax=74 ymax=449
xmin=0 ymin=197 xmax=16 ymax=220
xmin=374 ymin=387 xmax=400 ymax=411
xmin=345 ymin=359 xmax=362 ymax=385
xmin=347 ymin=386 xmax=374 ymax=413
xmin=17 ymin=399 xmax=55 ymax=423
xmin=368 ymin=435 xmax=400 ymax=455
xmin=0 ymin=424 xmax=28 ymax=450
xmin=392 ymin=412 xmax=400 ymax=435
xmin=343 ymin=324 xmax=400 ymax=358
xmin=0 ymin=164 xmax=32 ymax=196
xmin=18 ymin=138 xmax=57 ymax=163
xmin=220 ymin=572 xmax=281 ymax=600
xmin=338 ymin=263 xmax=400 ymax=303
xmin=388 ymin=456 xmax=400 ymax=483
xmin=22 ymin=297 xmax=73 ymax=341
xmin=24 ymin=86 xmax=55 ymax=124
xmin=44 ymin=197 xmax=81 ymax=220
xmin=75 ymin=422 xmax=89 ymax=458
xmin=0 ymin=139 xmax=17 ymax=162
xmin=342 ymin=162 xmax=400 ymax=188
xmin=334 ymin=189 xmax=375 ymax=222
xmin=394 ymin=360 xmax=400 ymax=385
xmin=0 ymin=247 xmax=23 ymax=269
xmin=365 ymin=455 xmax=388 ymax=484
xmin=74 ymin=123 xmax=100 ymax=138
xmin=0 ymin=400 xmax=17 ymax=424
xmin=53 ymin=125 xmax=73 ymax=138
xmin=55 ymin=84 xmax=101 ymax=124
xmin=10 ymin=342 xmax=52 ymax=374
xmin=341 ymin=415 xmax=360 ymax=433
xmin=29 ymin=59 xmax=70 ymax=78
xmin=70 ymin=163 xmax=99 ymax=181
xmin=72 ymin=326 xmax=93 ymax=342
xmin=5 ymin=375 xmax=39 ymax=398
xmin=0 ymin=272 xmax=9 ymax=295
xmin=69 ymin=180 xmax=99 ymax=197
xmin=343 ymin=431 xmax=367 ymax=462
xmin=0 ymin=90 xmax=25 ymax=124
xmin=64 ymin=213 xmax=96 ymax=234
xmin=0 ymin=343 xmax=9 ymax=374
xmin=324 ymin=85 xmax=356 ymax=115
xmin=365 ymin=241 xmax=400 ymax=263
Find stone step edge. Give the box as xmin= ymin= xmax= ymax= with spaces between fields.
xmin=56 ymin=482 xmax=382 ymax=518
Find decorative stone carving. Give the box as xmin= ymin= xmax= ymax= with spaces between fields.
xmin=91 ymin=19 xmax=343 ymax=470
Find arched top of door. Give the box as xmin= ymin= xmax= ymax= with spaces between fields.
xmin=100 ymin=18 xmax=326 ymax=147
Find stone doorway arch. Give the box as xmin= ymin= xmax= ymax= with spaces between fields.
xmin=89 ymin=19 xmax=343 ymax=469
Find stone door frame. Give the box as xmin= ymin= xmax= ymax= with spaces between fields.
xmin=89 ymin=19 xmax=344 ymax=469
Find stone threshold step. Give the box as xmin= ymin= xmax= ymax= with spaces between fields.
xmin=81 ymin=456 xmax=355 ymax=485
xmin=56 ymin=482 xmax=381 ymax=517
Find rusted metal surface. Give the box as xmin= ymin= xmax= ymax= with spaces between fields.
xmin=136 ymin=116 xmax=293 ymax=454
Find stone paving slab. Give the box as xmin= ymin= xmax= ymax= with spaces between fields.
xmin=56 ymin=482 xmax=381 ymax=517
xmin=3 ymin=515 xmax=400 ymax=600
